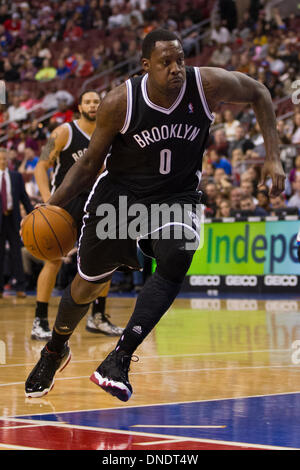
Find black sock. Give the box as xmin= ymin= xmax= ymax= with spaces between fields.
xmin=116 ymin=272 xmax=182 ymax=356
xmin=92 ymin=297 xmax=106 ymax=316
xmin=35 ymin=301 xmax=48 ymax=319
xmin=47 ymin=328 xmax=72 ymax=354
xmin=47 ymin=284 xmax=90 ymax=353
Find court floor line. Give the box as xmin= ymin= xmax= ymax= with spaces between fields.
xmin=1 ymin=363 xmax=300 ymax=388
xmin=1 ymin=417 xmax=298 ymax=450
xmin=4 ymin=390 xmax=300 ymax=419
xmin=0 ymin=348 xmax=297 ymax=368
xmin=0 ymin=442 xmax=43 ymax=450
xmin=135 ymin=438 xmax=188 ymax=446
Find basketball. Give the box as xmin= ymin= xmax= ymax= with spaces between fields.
xmin=21 ymin=205 xmax=77 ymax=261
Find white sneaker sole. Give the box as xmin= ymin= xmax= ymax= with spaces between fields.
xmin=25 ymin=351 xmax=72 ymax=398
xmin=86 ymin=325 xmax=124 ymax=336
xmin=90 ymin=370 xmax=132 ymax=402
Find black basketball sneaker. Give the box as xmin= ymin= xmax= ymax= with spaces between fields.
xmin=25 ymin=343 xmax=71 ymax=398
xmin=90 ymin=350 xmax=138 ymax=402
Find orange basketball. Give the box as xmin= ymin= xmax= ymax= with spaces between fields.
xmin=21 ymin=205 xmax=77 ymax=261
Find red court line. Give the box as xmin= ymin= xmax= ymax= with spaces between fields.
xmin=0 ymin=421 xmax=262 ymax=450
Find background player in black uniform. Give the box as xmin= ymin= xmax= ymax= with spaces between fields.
xmin=25 ymin=29 xmax=286 ymax=400
xmin=31 ymin=90 xmax=123 ymax=340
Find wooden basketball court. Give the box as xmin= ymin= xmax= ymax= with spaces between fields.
xmin=1 ymin=292 xmax=300 ymax=450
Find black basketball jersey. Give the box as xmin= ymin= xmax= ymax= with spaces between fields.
xmin=51 ymin=120 xmax=90 ymax=194
xmin=106 ymin=66 xmax=214 ymax=197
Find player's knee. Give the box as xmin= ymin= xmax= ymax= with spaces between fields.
xmin=70 ymin=274 xmax=105 ymax=304
xmin=156 ymin=243 xmax=194 ymax=283
xmin=45 ymin=259 xmax=63 ymax=271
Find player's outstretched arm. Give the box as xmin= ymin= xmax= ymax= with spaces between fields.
xmin=47 ymin=84 xmax=127 ymax=207
xmin=35 ymin=124 xmax=69 ymax=202
xmin=201 ymin=67 xmax=285 ymax=196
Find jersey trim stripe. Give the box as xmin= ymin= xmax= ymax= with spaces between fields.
xmin=120 ymin=80 xmax=133 ymax=134
xmin=194 ymin=67 xmax=214 ymax=122
xmin=50 ymin=156 xmax=61 ymax=194
xmin=137 ymin=222 xmax=200 ymax=259
xmin=141 ymin=74 xmax=187 ymax=115
xmin=62 ymin=123 xmax=73 ymax=151
xmin=73 ymin=120 xmax=91 ymax=140
xmin=78 ymin=262 xmax=118 ymax=282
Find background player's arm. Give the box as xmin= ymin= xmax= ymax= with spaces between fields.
xmin=34 ymin=125 xmax=69 ymax=202
xmin=201 ymin=67 xmax=285 ymax=196
xmin=48 ymin=85 xmax=126 ymax=207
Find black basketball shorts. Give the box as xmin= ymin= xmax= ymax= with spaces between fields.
xmin=64 ymin=193 xmax=89 ymax=236
xmin=77 ymin=173 xmax=202 ymax=283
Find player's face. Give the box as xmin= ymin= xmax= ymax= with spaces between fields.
xmin=79 ymin=92 xmax=101 ymax=121
xmin=143 ymin=40 xmax=186 ymax=94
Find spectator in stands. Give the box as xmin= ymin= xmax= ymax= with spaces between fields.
xmin=107 ymin=40 xmax=126 ymax=68
xmin=249 ymin=121 xmax=265 ymax=157
xmin=290 ymin=112 xmax=300 ymax=145
xmin=211 ymin=128 xmax=229 ymax=157
xmin=0 ymin=4 xmax=9 ymax=25
xmin=287 ymin=175 xmax=300 ymax=209
xmin=209 ymin=148 xmax=232 ymax=175
xmin=203 ymin=182 xmax=219 ymax=218
xmin=91 ymin=46 xmax=104 ymax=72
xmin=223 ymin=109 xmax=241 ymax=142
xmin=107 ymin=5 xmax=127 ymax=29
xmin=228 ymin=125 xmax=255 ymax=157
xmin=3 ymin=57 xmax=20 ymax=82
xmin=269 ymin=193 xmax=287 ymax=211
xmin=214 ymin=167 xmax=233 ymax=197
xmin=4 ymin=13 xmax=21 ymax=37
xmin=289 ymin=155 xmax=300 ymax=184
xmin=245 ymin=165 xmax=261 ymax=186
xmin=7 ymin=96 xmax=28 ymax=122
xmin=216 ymin=198 xmax=232 ymax=218
xmin=231 ymin=148 xmax=246 ymax=178
xmin=180 ymin=16 xmax=199 ymax=58
xmin=256 ymin=188 xmax=271 ymax=213
xmin=63 ymin=19 xmax=83 ymax=41
xmin=209 ymin=43 xmax=232 ymax=67
xmin=239 ymin=194 xmax=268 ymax=216
xmin=0 ymin=148 xmax=33 ymax=298
xmin=50 ymin=99 xmax=73 ymax=125
xmin=210 ymin=21 xmax=231 ymax=44
xmin=28 ymin=119 xmax=47 ymax=148
xmin=35 ymin=58 xmax=57 ymax=81
xmin=218 ymin=0 xmax=237 ymax=32
xmin=20 ymin=59 xmax=37 ymax=81
xmin=277 ymin=120 xmax=291 ymax=145
xmin=55 ymin=88 xmax=74 ymax=108
xmin=74 ymin=53 xmax=94 ymax=78
xmin=201 ymin=160 xmax=215 ymax=186
xmin=18 ymin=147 xmax=39 ymax=175
xmin=240 ymin=178 xmax=258 ymax=204
xmin=229 ymin=186 xmax=243 ymax=211
xmin=62 ymin=47 xmax=78 ymax=74
xmin=56 ymin=58 xmax=71 ymax=80
xmin=6 ymin=150 xmax=19 ymax=172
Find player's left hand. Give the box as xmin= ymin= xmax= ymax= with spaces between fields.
xmin=259 ymin=159 xmax=286 ymax=197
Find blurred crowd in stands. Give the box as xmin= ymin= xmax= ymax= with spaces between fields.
xmin=0 ymin=0 xmax=300 ymax=293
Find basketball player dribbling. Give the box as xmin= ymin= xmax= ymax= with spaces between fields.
xmin=31 ymin=90 xmax=123 ymax=341
xmin=25 ymin=29 xmax=285 ymax=400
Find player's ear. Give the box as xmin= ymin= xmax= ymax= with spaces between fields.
xmin=141 ymin=58 xmax=150 ymax=73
